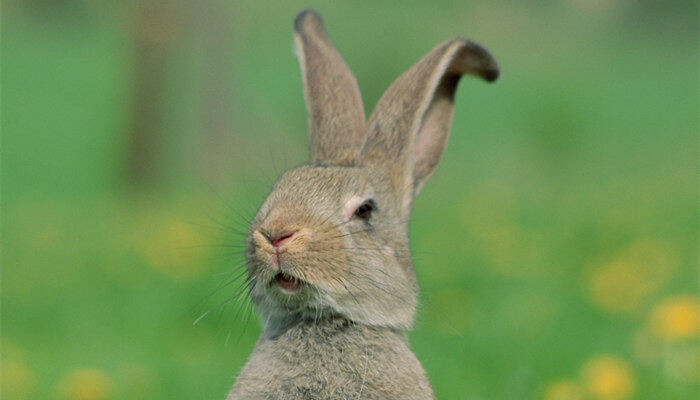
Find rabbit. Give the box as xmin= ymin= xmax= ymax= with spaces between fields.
xmin=226 ymin=10 xmax=499 ymax=400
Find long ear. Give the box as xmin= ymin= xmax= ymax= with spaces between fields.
xmin=362 ymin=38 xmax=499 ymax=198
xmin=294 ymin=10 xmax=366 ymax=165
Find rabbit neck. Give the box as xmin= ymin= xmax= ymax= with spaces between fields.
xmin=262 ymin=312 xmax=402 ymax=340
xmin=228 ymin=315 xmax=433 ymax=399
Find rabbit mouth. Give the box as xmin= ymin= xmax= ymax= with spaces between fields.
xmin=272 ymin=272 xmax=302 ymax=294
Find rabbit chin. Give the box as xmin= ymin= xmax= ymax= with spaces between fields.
xmin=251 ymin=273 xmax=417 ymax=331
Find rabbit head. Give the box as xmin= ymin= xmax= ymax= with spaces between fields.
xmin=244 ymin=10 xmax=499 ymax=331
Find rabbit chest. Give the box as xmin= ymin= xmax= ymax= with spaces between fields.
xmin=227 ymin=317 xmax=433 ymax=400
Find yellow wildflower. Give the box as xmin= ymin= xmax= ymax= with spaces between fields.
xmin=650 ymin=295 xmax=699 ymax=340
xmin=57 ymin=368 xmax=113 ymax=400
xmin=542 ymin=379 xmax=584 ymax=400
xmin=1 ymin=341 xmax=35 ymax=400
xmin=587 ymin=239 xmax=676 ymax=313
xmin=581 ymin=355 xmax=635 ymax=400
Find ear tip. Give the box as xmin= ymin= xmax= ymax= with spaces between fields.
xmin=294 ymin=9 xmax=324 ymax=34
xmin=482 ymin=67 xmax=500 ymax=82
xmin=449 ymin=37 xmax=501 ymax=82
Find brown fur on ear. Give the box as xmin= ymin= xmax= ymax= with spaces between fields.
xmin=361 ymin=38 xmax=499 ymax=198
xmin=294 ymin=10 xmax=366 ymax=165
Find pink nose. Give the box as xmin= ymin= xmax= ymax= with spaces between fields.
xmin=262 ymin=230 xmax=297 ymax=248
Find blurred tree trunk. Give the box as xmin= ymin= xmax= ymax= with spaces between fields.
xmin=195 ymin=0 xmax=236 ymax=185
xmin=126 ymin=0 xmax=236 ymax=188
xmin=126 ymin=0 xmax=180 ymax=187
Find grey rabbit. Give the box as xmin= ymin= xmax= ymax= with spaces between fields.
xmin=226 ymin=10 xmax=499 ymax=400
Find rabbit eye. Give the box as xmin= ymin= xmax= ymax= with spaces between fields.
xmin=353 ymin=199 xmax=375 ymax=221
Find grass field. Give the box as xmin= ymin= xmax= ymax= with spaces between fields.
xmin=2 ymin=1 xmax=698 ymax=399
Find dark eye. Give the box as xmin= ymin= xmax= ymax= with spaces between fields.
xmin=354 ymin=199 xmax=375 ymax=221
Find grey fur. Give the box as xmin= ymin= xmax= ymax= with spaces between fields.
xmin=226 ymin=10 xmax=498 ymax=400
xmin=295 ymin=10 xmax=366 ymax=165
xmin=230 ymin=316 xmax=431 ymax=400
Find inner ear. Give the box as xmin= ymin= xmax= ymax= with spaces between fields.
xmin=412 ymin=73 xmax=459 ymax=193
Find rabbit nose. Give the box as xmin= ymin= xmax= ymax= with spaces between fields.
xmin=261 ymin=230 xmax=297 ymax=248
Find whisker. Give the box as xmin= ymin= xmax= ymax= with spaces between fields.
xmin=195 ymin=275 xmax=255 ymax=325
xmin=333 ymin=276 xmax=361 ymax=306
xmin=329 ymin=228 xmax=374 ymax=239
xmin=346 ymin=269 xmax=411 ymax=305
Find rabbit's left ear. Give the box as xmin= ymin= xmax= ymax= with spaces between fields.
xmin=361 ymin=38 xmax=499 ymax=199
xmin=294 ymin=10 xmax=366 ymax=165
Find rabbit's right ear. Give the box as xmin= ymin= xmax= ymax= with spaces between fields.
xmin=294 ymin=10 xmax=366 ymax=165
xmin=361 ymin=39 xmax=498 ymax=206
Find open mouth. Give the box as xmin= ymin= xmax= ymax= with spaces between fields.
xmin=273 ymin=272 xmax=302 ymax=294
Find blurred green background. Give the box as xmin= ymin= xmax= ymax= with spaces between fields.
xmin=2 ymin=1 xmax=698 ymax=399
